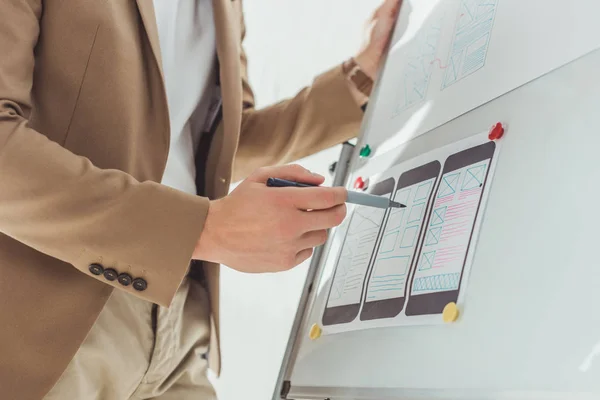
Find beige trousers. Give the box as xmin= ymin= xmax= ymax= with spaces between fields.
xmin=45 ymin=277 xmax=215 ymax=400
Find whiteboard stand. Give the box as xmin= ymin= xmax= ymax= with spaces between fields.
xmin=272 ymin=140 xmax=356 ymax=400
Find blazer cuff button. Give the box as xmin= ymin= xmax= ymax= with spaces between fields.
xmin=117 ymin=273 xmax=133 ymax=286
xmin=89 ymin=263 xmax=104 ymax=276
xmin=103 ymin=268 xmax=118 ymax=281
xmin=132 ymin=278 xmax=148 ymax=291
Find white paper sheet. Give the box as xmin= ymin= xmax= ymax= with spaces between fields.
xmin=365 ymin=0 xmax=600 ymax=156
xmin=320 ymin=132 xmax=500 ymax=335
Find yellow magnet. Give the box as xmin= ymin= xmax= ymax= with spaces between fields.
xmin=309 ymin=323 xmax=322 ymax=340
xmin=442 ymin=302 xmax=460 ymax=323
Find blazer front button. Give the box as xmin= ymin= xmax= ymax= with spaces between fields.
xmin=132 ymin=278 xmax=148 ymax=292
xmin=117 ymin=273 xmax=133 ymax=286
xmin=89 ymin=263 xmax=104 ymax=276
xmin=103 ymin=268 xmax=118 ymax=281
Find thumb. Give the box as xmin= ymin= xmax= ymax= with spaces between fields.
xmin=248 ymin=164 xmax=325 ymax=186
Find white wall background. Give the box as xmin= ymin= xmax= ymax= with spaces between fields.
xmin=214 ymin=1 xmax=383 ymax=399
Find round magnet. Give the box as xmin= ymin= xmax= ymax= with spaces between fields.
xmin=309 ymin=323 xmax=322 ymax=340
xmin=488 ymin=122 xmax=505 ymax=141
xmin=442 ymin=302 xmax=460 ymax=323
xmin=353 ymin=177 xmax=366 ymax=190
xmin=359 ymin=144 xmax=372 ymax=158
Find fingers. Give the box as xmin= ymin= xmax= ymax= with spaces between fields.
xmin=295 ymin=248 xmax=314 ymax=266
xmin=386 ymin=0 xmax=402 ymax=11
xmin=287 ymin=187 xmax=348 ymax=210
xmin=394 ymin=0 xmax=403 ymax=13
xmin=389 ymin=0 xmax=402 ymax=18
xmin=292 ymin=231 xmax=328 ymax=268
xmin=299 ymin=230 xmax=328 ymax=249
xmin=302 ymin=204 xmax=347 ymax=231
xmin=249 ymin=164 xmax=325 ymax=186
xmin=377 ymin=0 xmax=402 ymax=18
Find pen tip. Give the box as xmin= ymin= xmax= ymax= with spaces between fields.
xmin=390 ymin=201 xmax=406 ymax=208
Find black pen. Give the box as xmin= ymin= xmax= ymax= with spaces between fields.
xmin=266 ymin=178 xmax=405 ymax=209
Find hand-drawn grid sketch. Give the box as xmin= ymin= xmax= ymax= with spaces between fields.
xmin=413 ymin=272 xmax=461 ymax=292
xmin=329 ymin=207 xmax=385 ymax=303
xmin=392 ymin=17 xmax=444 ymax=116
xmin=441 ymin=0 xmax=499 ymax=89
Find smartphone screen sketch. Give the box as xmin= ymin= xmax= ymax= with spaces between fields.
xmin=360 ymin=161 xmax=441 ymax=321
xmin=406 ymin=141 xmax=496 ymax=316
xmin=322 ymin=178 xmax=395 ymax=326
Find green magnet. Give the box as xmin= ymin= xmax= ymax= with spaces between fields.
xmin=359 ymin=145 xmax=372 ymax=158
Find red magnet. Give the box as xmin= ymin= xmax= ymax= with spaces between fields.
xmin=353 ymin=177 xmax=366 ymax=190
xmin=488 ymin=122 xmax=505 ymax=141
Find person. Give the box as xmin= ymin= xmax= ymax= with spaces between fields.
xmin=0 ymin=0 xmax=400 ymax=398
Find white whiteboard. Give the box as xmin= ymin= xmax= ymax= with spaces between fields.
xmin=286 ymin=46 xmax=600 ymax=400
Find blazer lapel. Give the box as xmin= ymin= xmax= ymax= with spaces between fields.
xmin=212 ymin=0 xmax=242 ymax=157
xmin=203 ymin=0 xmax=243 ymax=376
xmin=135 ymin=0 xmax=164 ymax=76
xmin=135 ymin=0 xmax=171 ymax=150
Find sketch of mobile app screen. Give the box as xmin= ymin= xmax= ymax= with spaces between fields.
xmin=406 ymin=141 xmax=496 ymax=316
xmin=322 ymin=178 xmax=395 ymax=326
xmin=360 ymin=161 xmax=441 ymax=321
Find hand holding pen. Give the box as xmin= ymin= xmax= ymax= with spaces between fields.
xmin=194 ymin=165 xmax=348 ymax=272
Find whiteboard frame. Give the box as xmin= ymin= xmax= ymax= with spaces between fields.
xmin=286 ymin=386 xmax=596 ymax=400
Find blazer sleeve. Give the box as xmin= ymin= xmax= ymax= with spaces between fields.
xmin=232 ymin=1 xmax=366 ymax=182
xmin=0 ymin=0 xmax=208 ymax=307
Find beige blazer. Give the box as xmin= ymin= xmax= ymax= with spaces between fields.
xmin=0 ymin=0 xmax=363 ymax=398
